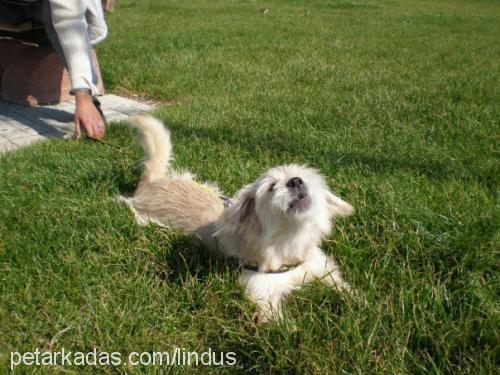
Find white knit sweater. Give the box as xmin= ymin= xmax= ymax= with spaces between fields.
xmin=49 ymin=0 xmax=107 ymax=95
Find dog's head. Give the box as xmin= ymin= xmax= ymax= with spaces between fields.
xmin=230 ymin=164 xmax=353 ymax=238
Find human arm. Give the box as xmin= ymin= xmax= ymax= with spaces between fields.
xmin=48 ymin=0 xmax=105 ymax=139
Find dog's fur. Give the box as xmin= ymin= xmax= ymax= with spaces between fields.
xmin=121 ymin=115 xmax=355 ymax=321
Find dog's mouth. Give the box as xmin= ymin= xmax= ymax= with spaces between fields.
xmin=288 ymin=193 xmax=311 ymax=213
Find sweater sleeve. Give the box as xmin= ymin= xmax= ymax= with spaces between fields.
xmin=48 ymin=0 xmax=98 ymax=95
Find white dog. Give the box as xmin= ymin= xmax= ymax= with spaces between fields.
xmin=120 ymin=115 xmax=355 ymax=321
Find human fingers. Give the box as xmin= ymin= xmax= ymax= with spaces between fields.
xmin=74 ymin=116 xmax=82 ymax=139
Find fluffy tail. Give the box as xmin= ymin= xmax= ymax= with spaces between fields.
xmin=128 ymin=115 xmax=172 ymax=182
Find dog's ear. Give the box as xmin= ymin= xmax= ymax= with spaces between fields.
xmin=326 ymin=191 xmax=354 ymax=218
xmin=239 ymin=196 xmax=256 ymax=222
xmin=229 ymin=184 xmax=257 ymax=223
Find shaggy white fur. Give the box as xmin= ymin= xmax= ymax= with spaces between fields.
xmin=122 ymin=115 xmax=355 ymax=321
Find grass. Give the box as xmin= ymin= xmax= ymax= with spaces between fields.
xmin=1 ymin=0 xmax=499 ymax=373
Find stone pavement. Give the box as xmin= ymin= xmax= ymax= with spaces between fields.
xmin=0 ymin=94 xmax=153 ymax=153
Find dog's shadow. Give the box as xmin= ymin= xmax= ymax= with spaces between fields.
xmin=110 ymin=162 xmax=233 ymax=289
xmin=149 ymin=228 xmax=235 ymax=287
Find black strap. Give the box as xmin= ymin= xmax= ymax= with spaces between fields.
xmin=0 ymin=0 xmax=42 ymax=5
xmin=242 ymin=263 xmax=302 ymax=274
xmin=92 ymin=97 xmax=106 ymax=123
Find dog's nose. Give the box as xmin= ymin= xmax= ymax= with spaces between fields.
xmin=286 ymin=177 xmax=304 ymax=189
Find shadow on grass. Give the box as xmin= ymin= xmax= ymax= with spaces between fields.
xmin=150 ymin=231 xmax=233 ymax=286
xmin=158 ymin=118 xmax=494 ymax=187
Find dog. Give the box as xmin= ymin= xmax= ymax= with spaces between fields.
xmin=120 ymin=115 xmax=355 ymax=321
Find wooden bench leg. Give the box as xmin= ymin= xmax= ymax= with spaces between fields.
xmin=101 ymin=0 xmax=115 ymax=12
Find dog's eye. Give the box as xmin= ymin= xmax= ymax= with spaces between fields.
xmin=268 ymin=182 xmax=276 ymax=192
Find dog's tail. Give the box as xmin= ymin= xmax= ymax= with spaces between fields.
xmin=128 ymin=115 xmax=172 ymax=182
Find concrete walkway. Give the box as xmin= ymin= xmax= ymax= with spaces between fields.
xmin=0 ymin=94 xmax=153 ymax=153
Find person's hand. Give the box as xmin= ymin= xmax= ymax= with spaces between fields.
xmin=74 ymin=90 xmax=105 ymax=139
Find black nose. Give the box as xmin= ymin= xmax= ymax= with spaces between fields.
xmin=286 ymin=177 xmax=304 ymax=189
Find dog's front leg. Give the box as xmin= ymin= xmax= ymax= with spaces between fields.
xmin=320 ymin=256 xmax=352 ymax=293
xmin=239 ymin=270 xmax=293 ymax=322
xmin=304 ymin=247 xmax=352 ymax=293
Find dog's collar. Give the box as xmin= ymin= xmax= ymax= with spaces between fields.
xmin=242 ymin=262 xmax=302 ymax=273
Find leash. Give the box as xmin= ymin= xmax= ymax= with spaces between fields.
xmin=84 ymin=136 xmax=124 ymax=152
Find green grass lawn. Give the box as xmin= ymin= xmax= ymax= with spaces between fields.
xmin=1 ymin=0 xmax=499 ymax=372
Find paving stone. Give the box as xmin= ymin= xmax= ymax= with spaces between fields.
xmin=0 ymin=134 xmax=11 ymax=146
xmin=0 ymin=142 xmax=17 ymax=153
xmin=0 ymin=94 xmax=154 ymax=154
xmin=11 ymin=134 xmax=44 ymax=147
